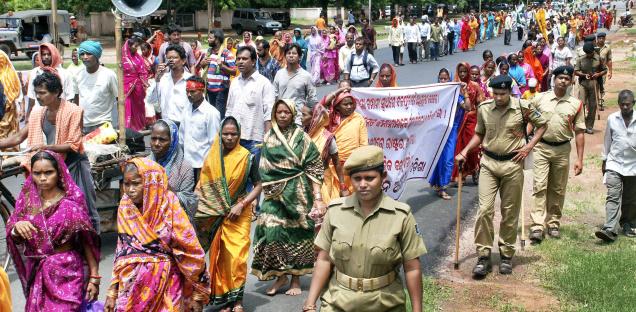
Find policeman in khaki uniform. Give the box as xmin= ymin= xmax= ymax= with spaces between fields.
xmin=303 ymin=145 xmax=427 ymax=312
xmin=529 ymin=66 xmax=586 ymax=243
xmin=575 ymin=41 xmax=608 ymax=134
xmin=596 ymin=32 xmax=612 ymax=110
xmin=455 ymin=75 xmax=547 ymax=277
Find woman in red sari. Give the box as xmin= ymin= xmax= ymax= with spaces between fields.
xmin=523 ymin=44 xmax=544 ymax=91
xmin=452 ymin=62 xmax=484 ymax=183
xmin=459 ymin=16 xmax=471 ymax=52
xmin=123 ymin=37 xmax=149 ymax=131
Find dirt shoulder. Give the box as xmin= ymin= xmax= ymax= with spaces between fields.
xmin=429 ymin=26 xmax=636 ymax=312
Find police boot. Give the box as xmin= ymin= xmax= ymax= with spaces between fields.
xmin=529 ymin=229 xmax=544 ymax=244
xmin=472 ymin=256 xmax=492 ymax=278
xmin=499 ymin=256 xmax=513 ymax=275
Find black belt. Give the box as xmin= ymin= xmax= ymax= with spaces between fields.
xmin=483 ymin=149 xmax=517 ymax=161
xmin=351 ymin=78 xmax=369 ymax=84
xmin=540 ymin=138 xmax=570 ymax=146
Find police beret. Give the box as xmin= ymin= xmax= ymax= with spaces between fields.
xmin=344 ymin=145 xmax=384 ymax=175
xmin=583 ymin=42 xmax=595 ymax=53
xmin=552 ymin=65 xmax=575 ymax=78
xmin=583 ymin=35 xmax=596 ymax=42
xmin=596 ymin=32 xmax=607 ymax=38
xmin=488 ymin=75 xmax=513 ymax=90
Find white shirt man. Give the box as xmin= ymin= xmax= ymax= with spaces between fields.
xmin=148 ymin=71 xmax=193 ymax=125
xmin=179 ymin=97 xmax=220 ymax=170
xmin=27 ymin=66 xmax=75 ymax=105
xmin=419 ymin=18 xmax=431 ymax=39
xmin=404 ymin=22 xmax=421 ymax=43
xmin=74 ymin=66 xmax=118 ymax=132
xmin=338 ymin=38 xmax=355 ymax=73
xmin=226 ymin=71 xmax=275 ymax=143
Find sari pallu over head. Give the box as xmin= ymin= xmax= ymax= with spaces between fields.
xmin=196 ymin=116 xmax=252 ymax=219
xmin=111 ymin=158 xmax=210 ymax=309
xmin=260 ymin=99 xmax=323 ymax=213
xmin=6 ymin=150 xmax=99 ymax=296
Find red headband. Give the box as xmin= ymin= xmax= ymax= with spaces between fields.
xmin=186 ymin=80 xmax=205 ymax=91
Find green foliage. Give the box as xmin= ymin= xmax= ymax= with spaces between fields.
xmin=3 ymin=0 xmax=51 ymax=11
xmin=59 ymin=0 xmax=113 ymax=16
xmin=534 ymin=224 xmax=636 ymax=311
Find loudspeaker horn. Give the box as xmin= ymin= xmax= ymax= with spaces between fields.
xmin=111 ymin=0 xmax=162 ymax=17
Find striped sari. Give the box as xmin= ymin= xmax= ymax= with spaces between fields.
xmin=195 ymin=117 xmax=254 ymax=307
xmin=251 ymin=99 xmax=324 ymax=280
xmin=307 ymin=104 xmax=340 ymax=205
xmin=108 ymin=158 xmax=210 ymax=311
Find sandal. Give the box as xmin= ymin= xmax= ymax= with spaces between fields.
xmin=437 ymin=190 xmax=452 ymax=200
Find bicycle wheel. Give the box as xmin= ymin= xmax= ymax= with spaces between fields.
xmin=0 ymin=201 xmax=11 ymax=271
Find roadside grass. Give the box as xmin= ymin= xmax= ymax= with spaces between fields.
xmin=583 ymin=153 xmax=602 ymax=170
xmin=624 ymin=28 xmax=636 ymax=35
xmin=532 ymin=221 xmax=636 ymax=311
xmin=405 ymin=276 xmax=451 ymax=312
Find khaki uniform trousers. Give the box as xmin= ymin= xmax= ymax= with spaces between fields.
xmin=475 ymin=157 xmax=524 ymax=259
xmin=579 ymin=79 xmax=598 ymax=130
xmin=530 ymin=142 xmax=571 ymax=232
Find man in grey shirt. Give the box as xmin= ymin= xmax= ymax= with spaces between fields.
xmin=343 ymin=37 xmax=380 ymax=88
xmin=273 ymin=43 xmax=318 ymax=126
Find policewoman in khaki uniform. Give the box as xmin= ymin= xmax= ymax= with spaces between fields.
xmin=303 ymin=145 xmax=427 ymax=312
xmin=529 ymin=66 xmax=586 ymax=243
xmin=575 ymin=41 xmax=608 ymax=134
xmin=455 ymin=75 xmax=547 ymax=277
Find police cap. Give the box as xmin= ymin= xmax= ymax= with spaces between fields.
xmin=488 ymin=75 xmax=513 ymax=90
xmin=552 ymin=65 xmax=575 ymax=78
xmin=344 ymin=145 xmax=385 ymax=175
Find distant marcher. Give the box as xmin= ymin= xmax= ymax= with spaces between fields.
xmin=200 ymin=29 xmax=236 ymax=118
xmin=342 ymin=37 xmax=380 ymax=87
xmin=273 ymin=44 xmax=318 ymax=125
xmin=26 ymin=43 xmax=75 ymax=118
xmin=256 ymin=40 xmax=282 ymax=83
xmin=595 ymin=90 xmax=636 ymax=242
xmin=376 ymin=63 xmax=398 ymax=87
xmin=123 ymin=37 xmax=150 ymax=131
xmin=157 ymin=24 xmax=196 ymax=69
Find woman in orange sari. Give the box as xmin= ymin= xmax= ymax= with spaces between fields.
xmin=104 ymin=158 xmax=210 ymax=312
xmin=0 ymin=50 xmax=21 ymax=151
xmin=469 ymin=15 xmax=479 ymax=50
xmin=523 ymin=44 xmax=544 ymax=91
xmin=269 ymin=31 xmax=286 ymax=65
xmin=452 ymin=62 xmax=484 ymax=183
xmin=195 ymin=117 xmax=262 ymax=312
xmin=328 ymin=91 xmax=368 ymax=192
xmin=376 ymin=63 xmax=398 ymax=87
xmin=301 ymin=103 xmax=347 ymax=205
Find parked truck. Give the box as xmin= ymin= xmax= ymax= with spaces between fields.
xmin=0 ymin=10 xmax=71 ymax=58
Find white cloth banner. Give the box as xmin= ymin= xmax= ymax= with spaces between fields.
xmin=351 ymin=83 xmax=461 ymax=199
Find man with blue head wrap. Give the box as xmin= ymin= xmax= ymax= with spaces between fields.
xmin=78 ymin=40 xmax=103 ymax=59
xmin=74 ymin=40 xmax=119 ymax=134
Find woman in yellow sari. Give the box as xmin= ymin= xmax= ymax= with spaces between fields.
xmin=328 ymin=91 xmax=368 ymax=192
xmin=0 ymin=50 xmax=21 ymax=151
xmin=104 ymin=158 xmax=210 ymax=312
xmin=195 ymin=117 xmax=262 ymax=312
xmin=301 ymin=103 xmax=348 ymax=206
xmin=469 ymin=15 xmax=479 ymax=50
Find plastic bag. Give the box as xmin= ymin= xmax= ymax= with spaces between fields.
xmin=84 ymin=122 xmax=118 ymax=145
xmin=80 ymin=300 xmax=105 ymax=312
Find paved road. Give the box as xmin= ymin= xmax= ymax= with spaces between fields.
xmin=2 ymin=29 xmax=516 ymax=311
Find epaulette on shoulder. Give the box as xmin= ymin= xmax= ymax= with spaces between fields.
xmin=478 ymin=99 xmax=495 ymax=108
xmin=328 ymin=197 xmax=346 ymax=208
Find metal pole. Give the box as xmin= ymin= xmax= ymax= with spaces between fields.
xmin=479 ymin=0 xmax=482 ymax=14
xmin=368 ymin=0 xmax=372 ymax=27
xmin=51 ymin=0 xmax=59 ymax=51
xmin=207 ymin=0 xmax=213 ymax=32
xmin=114 ymin=12 xmax=127 ymax=145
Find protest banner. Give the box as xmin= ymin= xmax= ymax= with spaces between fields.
xmin=351 ymin=82 xmax=461 ymax=199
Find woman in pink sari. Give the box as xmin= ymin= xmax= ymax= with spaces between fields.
xmin=123 ymin=37 xmax=149 ymax=131
xmin=320 ymin=26 xmax=339 ymax=84
xmin=7 ymin=150 xmax=100 ymax=312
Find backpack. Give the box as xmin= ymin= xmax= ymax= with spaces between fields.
xmin=348 ymin=51 xmax=372 ymax=77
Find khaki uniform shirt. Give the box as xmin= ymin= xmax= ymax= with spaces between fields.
xmin=476 ymin=97 xmax=548 ymax=155
xmin=315 ymin=194 xmax=426 ymax=312
xmin=598 ymin=44 xmax=612 ymax=65
xmin=574 ymin=53 xmax=606 ymax=74
xmin=531 ymin=91 xmax=586 ymax=142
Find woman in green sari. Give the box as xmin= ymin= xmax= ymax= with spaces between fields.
xmin=251 ymin=99 xmax=325 ymax=297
